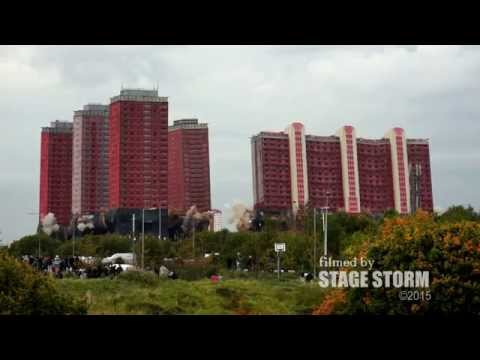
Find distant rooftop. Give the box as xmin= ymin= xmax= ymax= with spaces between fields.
xmin=253 ymin=124 xmax=428 ymax=143
xmin=253 ymin=131 xmax=288 ymax=139
xmin=74 ymin=104 xmax=109 ymax=117
xmin=407 ymin=138 xmax=429 ymax=144
xmin=356 ymin=138 xmax=390 ymax=144
xmin=42 ymin=120 xmax=73 ymax=133
xmin=83 ymin=104 xmax=108 ymax=111
xmin=110 ymin=88 xmax=168 ymax=103
xmin=306 ymin=135 xmax=340 ymax=142
xmin=169 ymin=118 xmax=208 ymax=131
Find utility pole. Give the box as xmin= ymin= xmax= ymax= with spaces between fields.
xmin=142 ymin=208 xmax=145 ymax=270
xmin=323 ymin=208 xmax=328 ymax=256
xmin=158 ymin=208 xmax=162 ymax=240
xmin=132 ymin=213 xmax=136 ymax=266
xmin=192 ymin=218 xmax=196 ymax=258
xmin=72 ymin=214 xmax=77 ymax=258
xmin=277 ymin=252 xmax=280 ymax=281
xmin=322 ymin=191 xmax=330 ymax=257
xmin=27 ymin=211 xmax=41 ymax=257
xmin=292 ymin=201 xmax=297 ymax=231
xmin=313 ymin=208 xmax=317 ymax=279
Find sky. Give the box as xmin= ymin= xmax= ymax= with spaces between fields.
xmin=1 ymin=45 xmax=479 ymax=245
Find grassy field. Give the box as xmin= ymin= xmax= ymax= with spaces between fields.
xmin=57 ymin=275 xmax=326 ymax=315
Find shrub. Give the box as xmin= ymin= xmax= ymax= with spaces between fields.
xmin=117 ymin=270 xmax=159 ymax=286
xmin=314 ymin=211 xmax=480 ymax=315
xmin=0 ymin=253 xmax=87 ymax=314
xmin=172 ymin=259 xmax=218 ymax=281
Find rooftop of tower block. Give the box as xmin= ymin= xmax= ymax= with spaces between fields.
xmin=306 ymin=135 xmax=340 ymax=142
xmin=169 ymin=118 xmax=208 ymax=131
xmin=407 ymin=138 xmax=429 ymax=145
xmin=74 ymin=104 xmax=109 ymax=117
xmin=42 ymin=120 xmax=73 ymax=133
xmin=83 ymin=104 xmax=109 ymax=112
xmin=356 ymin=138 xmax=390 ymax=145
xmin=110 ymin=88 xmax=168 ymax=103
xmin=253 ymin=123 xmax=428 ymax=144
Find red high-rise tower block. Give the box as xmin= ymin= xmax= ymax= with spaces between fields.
xmin=168 ymin=119 xmax=211 ymax=213
xmin=39 ymin=121 xmax=73 ymax=226
xmin=72 ymin=104 xmax=109 ymax=215
xmin=108 ymin=89 xmax=168 ymax=210
xmin=252 ymin=122 xmax=433 ymax=215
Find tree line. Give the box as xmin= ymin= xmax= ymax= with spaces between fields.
xmin=8 ymin=205 xmax=479 ymax=275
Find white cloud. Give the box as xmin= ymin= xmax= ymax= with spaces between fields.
xmin=0 ymin=45 xmax=479 ymax=243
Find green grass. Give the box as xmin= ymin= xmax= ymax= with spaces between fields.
xmin=56 ymin=276 xmax=326 ymax=315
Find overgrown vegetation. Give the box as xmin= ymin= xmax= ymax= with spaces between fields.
xmin=314 ymin=208 xmax=480 ymax=315
xmin=7 ymin=205 xmax=480 ymax=315
xmin=57 ymin=276 xmax=326 ymax=315
xmin=0 ymin=253 xmax=87 ymax=314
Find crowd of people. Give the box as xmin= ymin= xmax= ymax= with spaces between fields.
xmin=21 ymin=254 xmax=124 ymax=279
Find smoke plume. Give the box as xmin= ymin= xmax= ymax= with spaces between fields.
xmin=182 ymin=205 xmax=210 ymax=234
xmin=229 ymin=203 xmax=253 ymax=231
xmin=77 ymin=214 xmax=95 ymax=232
xmin=41 ymin=213 xmax=60 ymax=236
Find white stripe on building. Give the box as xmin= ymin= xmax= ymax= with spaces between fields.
xmin=385 ymin=128 xmax=411 ymax=214
xmin=286 ymin=122 xmax=309 ymax=214
xmin=336 ymin=126 xmax=360 ymax=213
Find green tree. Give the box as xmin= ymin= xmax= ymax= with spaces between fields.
xmin=8 ymin=234 xmax=62 ymax=258
xmin=141 ymin=235 xmax=177 ymax=269
xmin=438 ymin=205 xmax=479 ymax=223
xmin=57 ymin=234 xmax=132 ymax=258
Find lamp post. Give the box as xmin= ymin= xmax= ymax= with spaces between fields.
xmin=313 ymin=207 xmax=317 ymax=279
xmin=132 ymin=213 xmax=136 ymax=267
xmin=72 ymin=214 xmax=78 ymax=258
xmin=313 ymin=190 xmax=330 ymax=277
xmin=158 ymin=208 xmax=162 ymax=240
xmin=322 ymin=190 xmax=330 ymax=257
xmin=27 ymin=211 xmax=41 ymax=257
xmin=141 ymin=206 xmax=158 ymax=269
xmin=192 ymin=218 xmax=196 ymax=259
xmin=142 ymin=208 xmax=145 ymax=270
xmin=292 ymin=201 xmax=297 ymax=230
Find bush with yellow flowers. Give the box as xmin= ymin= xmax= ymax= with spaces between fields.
xmin=313 ymin=210 xmax=480 ymax=315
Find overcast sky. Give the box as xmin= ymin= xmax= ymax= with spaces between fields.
xmin=1 ymin=45 xmax=479 ymax=244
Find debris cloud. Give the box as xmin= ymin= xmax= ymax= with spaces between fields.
xmin=41 ymin=213 xmax=60 ymax=236
xmin=229 ymin=203 xmax=253 ymax=231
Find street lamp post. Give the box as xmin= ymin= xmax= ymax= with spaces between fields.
xmin=313 ymin=190 xmax=330 ymax=277
xmin=192 ymin=218 xmax=196 ymax=258
xmin=277 ymin=252 xmax=280 ymax=280
xmin=158 ymin=208 xmax=162 ymax=240
xmin=313 ymin=207 xmax=317 ymax=279
xmin=27 ymin=211 xmax=41 ymax=257
xmin=142 ymin=208 xmax=145 ymax=270
xmin=132 ymin=213 xmax=136 ymax=267
xmin=322 ymin=190 xmax=330 ymax=257
xmin=292 ymin=201 xmax=297 ymax=230
xmin=321 ymin=207 xmax=329 ymax=256
xmin=72 ymin=214 xmax=77 ymax=258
